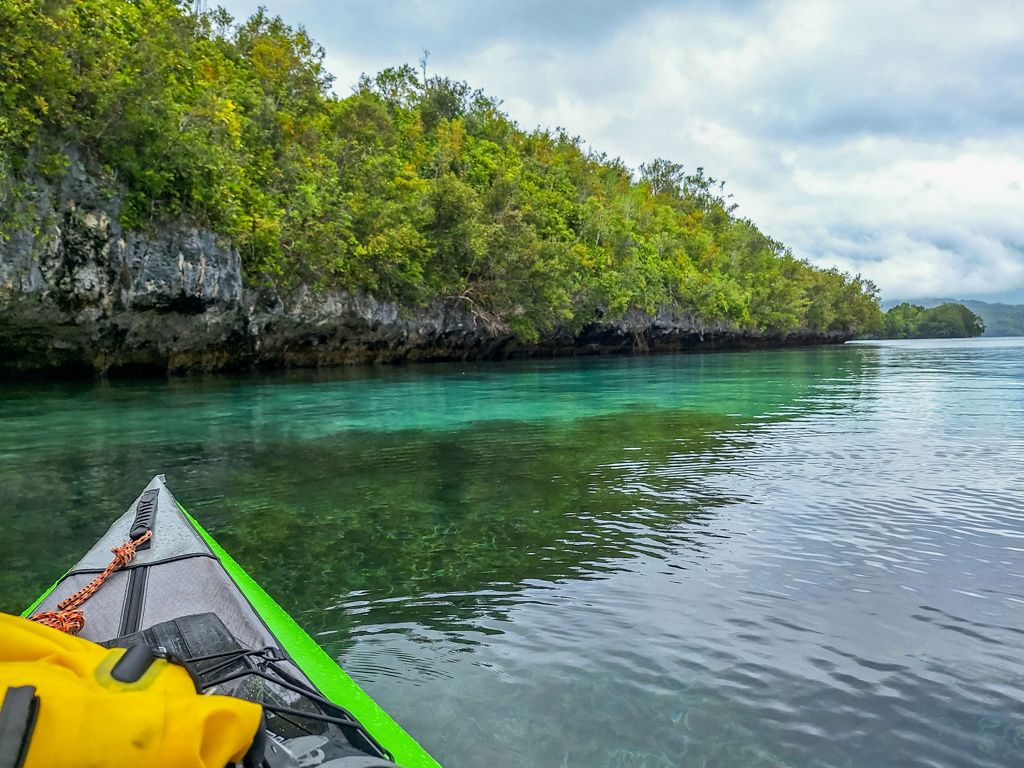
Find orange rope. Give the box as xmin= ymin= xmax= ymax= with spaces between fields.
xmin=30 ymin=530 xmax=152 ymax=635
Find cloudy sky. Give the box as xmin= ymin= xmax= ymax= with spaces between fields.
xmin=218 ymin=0 xmax=1024 ymax=303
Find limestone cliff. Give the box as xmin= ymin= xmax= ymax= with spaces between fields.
xmin=0 ymin=149 xmax=851 ymax=376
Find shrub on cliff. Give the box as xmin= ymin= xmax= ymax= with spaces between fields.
xmin=0 ymin=0 xmax=882 ymax=340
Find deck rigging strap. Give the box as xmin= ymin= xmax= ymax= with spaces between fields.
xmin=190 ymin=645 xmax=394 ymax=763
xmin=28 ymin=530 xmax=152 ymax=635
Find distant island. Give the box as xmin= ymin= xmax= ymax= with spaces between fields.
xmin=875 ymin=302 xmax=985 ymax=339
xmin=881 ymin=299 xmax=1024 ymax=337
xmin=0 ymin=0 xmax=883 ymax=375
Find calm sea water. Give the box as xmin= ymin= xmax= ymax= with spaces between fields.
xmin=3 ymin=338 xmax=1024 ymax=768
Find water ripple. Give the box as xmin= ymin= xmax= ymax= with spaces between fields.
xmin=4 ymin=339 xmax=1024 ymax=767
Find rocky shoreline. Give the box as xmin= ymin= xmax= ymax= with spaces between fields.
xmin=0 ymin=149 xmax=852 ymax=377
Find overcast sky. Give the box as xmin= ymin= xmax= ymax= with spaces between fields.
xmin=218 ymin=0 xmax=1024 ymax=303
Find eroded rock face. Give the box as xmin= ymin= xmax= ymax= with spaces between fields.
xmin=1 ymin=147 xmax=246 ymax=373
xmin=0 ymin=147 xmax=852 ymax=376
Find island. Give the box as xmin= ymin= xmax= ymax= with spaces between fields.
xmin=1 ymin=0 xmax=883 ymax=375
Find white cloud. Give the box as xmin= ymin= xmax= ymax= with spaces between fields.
xmin=221 ymin=0 xmax=1024 ymax=301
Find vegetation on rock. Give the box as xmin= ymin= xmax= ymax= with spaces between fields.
xmin=883 ymin=299 xmax=1024 ymax=337
xmin=879 ymin=303 xmax=985 ymax=339
xmin=1 ymin=0 xmax=882 ymax=341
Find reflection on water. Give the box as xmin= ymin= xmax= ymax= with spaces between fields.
xmin=3 ymin=339 xmax=1024 ymax=767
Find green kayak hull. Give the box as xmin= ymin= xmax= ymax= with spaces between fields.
xmin=23 ymin=475 xmax=441 ymax=768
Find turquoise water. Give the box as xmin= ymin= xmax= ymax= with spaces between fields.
xmin=3 ymin=339 xmax=1024 ymax=767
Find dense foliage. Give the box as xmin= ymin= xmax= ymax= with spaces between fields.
xmin=882 ymin=299 xmax=1024 ymax=337
xmin=953 ymin=301 xmax=1023 ymax=337
xmin=880 ymin=303 xmax=985 ymax=339
xmin=1 ymin=0 xmax=882 ymax=340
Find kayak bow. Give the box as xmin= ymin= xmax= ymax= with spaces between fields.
xmin=23 ymin=475 xmax=441 ymax=768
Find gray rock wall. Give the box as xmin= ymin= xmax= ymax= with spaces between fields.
xmin=0 ymin=148 xmax=851 ymax=376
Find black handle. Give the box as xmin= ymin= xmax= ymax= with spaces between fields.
xmin=130 ymin=488 xmax=159 ymax=549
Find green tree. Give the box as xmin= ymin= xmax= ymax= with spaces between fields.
xmin=913 ymin=303 xmax=985 ymax=338
xmin=878 ymin=302 xmax=984 ymax=339
xmin=1 ymin=0 xmax=883 ymax=341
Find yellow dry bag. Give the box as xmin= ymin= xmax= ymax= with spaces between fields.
xmin=0 ymin=612 xmax=261 ymax=768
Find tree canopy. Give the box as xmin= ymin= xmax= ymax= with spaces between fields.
xmin=1 ymin=0 xmax=883 ymax=340
xmin=879 ymin=303 xmax=985 ymax=339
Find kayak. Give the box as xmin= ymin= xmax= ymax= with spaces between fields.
xmin=22 ymin=475 xmax=442 ymax=768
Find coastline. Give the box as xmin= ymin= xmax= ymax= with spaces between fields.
xmin=0 ymin=279 xmax=854 ymax=378
xmin=0 ymin=149 xmax=853 ymax=378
